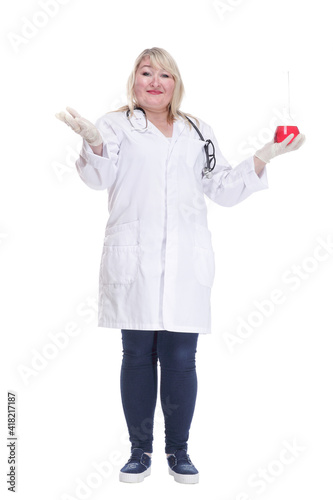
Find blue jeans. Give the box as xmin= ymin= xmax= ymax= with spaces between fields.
xmin=120 ymin=329 xmax=199 ymax=454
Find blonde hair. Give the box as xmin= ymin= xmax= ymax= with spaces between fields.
xmin=115 ymin=47 xmax=198 ymax=127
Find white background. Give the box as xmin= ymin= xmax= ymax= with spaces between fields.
xmin=1 ymin=0 xmax=332 ymax=499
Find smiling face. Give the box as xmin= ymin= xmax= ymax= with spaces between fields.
xmin=133 ymin=56 xmax=175 ymax=113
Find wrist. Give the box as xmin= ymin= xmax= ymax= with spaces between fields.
xmin=89 ymin=142 xmax=103 ymax=156
xmin=253 ymin=155 xmax=267 ymax=176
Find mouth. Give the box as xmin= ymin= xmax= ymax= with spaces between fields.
xmin=147 ymin=90 xmax=163 ymax=95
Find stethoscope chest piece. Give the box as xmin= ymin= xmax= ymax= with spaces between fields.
xmin=202 ymin=167 xmax=213 ymax=179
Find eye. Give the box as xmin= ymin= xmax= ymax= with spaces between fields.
xmin=161 ymin=74 xmax=170 ymax=78
xmin=142 ymin=71 xmax=151 ymax=76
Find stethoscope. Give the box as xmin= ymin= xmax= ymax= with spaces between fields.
xmin=126 ymin=107 xmax=216 ymax=179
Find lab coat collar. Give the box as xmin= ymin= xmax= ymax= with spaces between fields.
xmin=128 ymin=108 xmax=187 ymax=142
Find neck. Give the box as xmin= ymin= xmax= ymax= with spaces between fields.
xmin=141 ymin=106 xmax=170 ymax=123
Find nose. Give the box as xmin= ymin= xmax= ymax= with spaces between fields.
xmin=150 ymin=74 xmax=160 ymax=87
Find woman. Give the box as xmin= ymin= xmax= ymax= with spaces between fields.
xmin=56 ymin=47 xmax=305 ymax=484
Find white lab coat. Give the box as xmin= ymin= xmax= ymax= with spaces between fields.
xmin=76 ymin=109 xmax=268 ymax=334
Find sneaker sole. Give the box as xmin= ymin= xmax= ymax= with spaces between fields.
xmin=119 ymin=467 xmax=151 ymax=483
xmin=168 ymin=467 xmax=199 ymax=484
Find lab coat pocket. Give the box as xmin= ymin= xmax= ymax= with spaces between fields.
xmin=101 ymin=220 xmax=140 ymax=285
xmin=193 ymin=223 xmax=215 ymax=288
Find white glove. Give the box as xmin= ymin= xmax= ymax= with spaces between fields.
xmin=254 ymin=133 xmax=306 ymax=163
xmin=55 ymin=107 xmax=103 ymax=147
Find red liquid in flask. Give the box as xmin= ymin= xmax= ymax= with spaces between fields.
xmin=274 ymin=125 xmax=300 ymax=145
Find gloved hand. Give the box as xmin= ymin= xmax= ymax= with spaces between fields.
xmin=55 ymin=107 xmax=103 ymax=147
xmin=254 ymin=133 xmax=306 ymax=163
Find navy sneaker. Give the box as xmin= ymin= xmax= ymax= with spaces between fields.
xmin=119 ymin=448 xmax=151 ymax=483
xmin=167 ymin=449 xmax=199 ymax=484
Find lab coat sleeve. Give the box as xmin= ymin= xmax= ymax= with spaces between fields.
xmin=201 ymin=125 xmax=268 ymax=207
xmin=75 ymin=114 xmax=120 ymax=190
